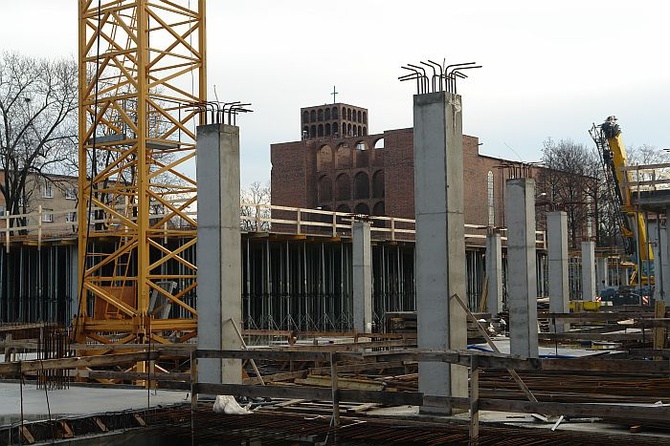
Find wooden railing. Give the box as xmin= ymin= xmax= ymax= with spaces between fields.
xmin=1 ymin=202 xmax=546 ymax=250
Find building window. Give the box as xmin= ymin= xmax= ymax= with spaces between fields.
xmin=66 ymin=211 xmax=77 ymax=223
xmin=65 ymin=187 xmax=77 ymax=200
xmin=42 ymin=209 xmax=54 ymax=223
xmin=42 ymin=182 xmax=54 ymax=199
xmin=0 ymin=205 xmax=5 ymax=216
xmin=487 ymin=170 xmax=494 ymax=226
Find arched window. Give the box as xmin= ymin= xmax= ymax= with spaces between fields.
xmin=347 ymin=108 xmax=352 ymax=121
xmin=354 ymin=203 xmax=370 ymax=215
xmin=318 ymin=124 xmax=324 ymax=137
xmin=372 ymin=170 xmax=384 ymax=198
xmin=336 ymin=173 xmax=350 ymax=200
xmin=353 ymin=172 xmax=369 ymax=199
xmin=336 ymin=144 xmax=352 ymax=168
xmin=325 ymin=123 xmax=331 ymax=136
xmin=341 ymin=106 xmax=346 ymax=119
xmin=487 ymin=170 xmax=495 ymax=226
xmin=318 ymin=109 xmax=324 ymax=122
xmin=325 ymin=108 xmax=331 ymax=120
xmin=310 ymin=110 xmax=316 ymax=122
xmin=318 ymin=176 xmax=332 ymax=202
xmin=332 ymin=107 xmax=338 ymax=119
xmin=342 ymin=123 xmax=346 ymax=136
xmin=362 ymin=112 xmax=367 ymax=124
xmin=317 ymin=145 xmax=333 ymax=171
xmin=357 ymin=110 xmax=362 ymax=123
xmin=302 ymin=111 xmax=309 ymax=123
xmin=336 ymin=204 xmax=351 ymax=213
xmin=372 ymin=201 xmax=385 ymax=216
xmin=310 ymin=125 xmax=316 ymax=138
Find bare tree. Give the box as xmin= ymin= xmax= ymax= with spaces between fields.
xmin=0 ymin=52 xmax=77 ymax=228
xmin=537 ymin=138 xmax=607 ymax=249
xmin=240 ymin=180 xmax=271 ymax=231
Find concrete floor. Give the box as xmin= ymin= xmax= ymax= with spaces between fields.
xmin=0 ymin=382 xmax=188 ymax=425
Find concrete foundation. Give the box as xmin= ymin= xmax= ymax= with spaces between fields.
xmin=504 ymin=178 xmax=538 ymax=358
xmin=547 ymin=212 xmax=569 ymax=332
xmin=196 ymin=123 xmax=243 ymax=385
xmin=352 ymin=220 xmax=373 ymax=333
xmin=581 ymin=241 xmax=596 ymax=301
xmin=413 ymin=91 xmax=468 ymax=413
xmin=485 ymin=228 xmax=503 ymax=315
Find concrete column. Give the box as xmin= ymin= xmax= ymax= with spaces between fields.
xmin=547 ymin=212 xmax=569 ymax=332
xmin=581 ymin=241 xmax=596 ymax=301
xmin=664 ymin=208 xmax=670 ymax=306
xmin=352 ymin=220 xmax=372 ymax=333
xmin=196 ymin=123 xmax=242 ymax=385
xmin=596 ymin=257 xmax=609 ymax=293
xmin=504 ymin=178 xmax=538 ymax=358
xmin=485 ymin=229 xmax=503 ymax=316
xmin=413 ymin=91 xmax=467 ymax=414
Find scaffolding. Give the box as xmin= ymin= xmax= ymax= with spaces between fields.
xmin=75 ymin=1 xmax=205 ymax=349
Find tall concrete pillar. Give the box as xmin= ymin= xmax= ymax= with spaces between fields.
xmin=352 ymin=220 xmax=372 ymax=333
xmin=486 ymin=228 xmax=503 ymax=315
xmin=504 ymin=178 xmax=538 ymax=358
xmin=581 ymin=241 xmax=596 ymax=301
xmin=413 ymin=91 xmax=467 ymax=414
xmin=596 ymin=257 xmax=609 ymax=292
xmin=664 ymin=208 xmax=670 ymax=306
xmin=547 ymin=212 xmax=569 ymax=332
xmin=196 ymin=123 xmax=242 ymax=385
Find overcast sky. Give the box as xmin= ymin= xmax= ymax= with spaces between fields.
xmin=1 ymin=1 xmax=668 ymax=187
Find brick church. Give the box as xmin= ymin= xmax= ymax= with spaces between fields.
xmin=270 ymin=102 xmax=546 ymax=230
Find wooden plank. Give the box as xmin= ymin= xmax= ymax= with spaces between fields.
xmin=59 ymin=421 xmax=74 ymax=438
xmin=194 ymin=383 xmax=423 ymax=406
xmin=133 ymin=414 xmax=147 ymax=427
xmin=85 ymin=370 xmax=190 ymax=382
xmin=478 ymin=398 xmax=670 ymax=423
xmin=244 ymin=370 xmax=306 ymax=385
xmin=539 ymin=311 xmax=655 ymax=321
xmin=93 ymin=417 xmax=108 ymax=432
xmin=346 ymin=403 xmax=379 ymax=413
xmin=538 ymin=332 xmax=643 ymax=341
xmin=20 ymin=426 xmax=35 ymax=444
xmin=196 ymin=349 xmax=332 ymax=362
xmin=0 ymin=351 xmax=160 ymax=375
xmin=295 ymin=376 xmax=385 ymax=392
xmin=274 ymin=398 xmax=307 ymax=407
xmin=653 ymin=302 xmax=666 ymax=351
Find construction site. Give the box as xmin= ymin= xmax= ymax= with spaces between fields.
xmin=2 ymin=1 xmax=670 ymax=445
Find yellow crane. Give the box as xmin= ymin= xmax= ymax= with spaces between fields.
xmin=590 ymin=116 xmax=654 ymax=287
xmin=75 ymin=1 xmax=205 ymax=358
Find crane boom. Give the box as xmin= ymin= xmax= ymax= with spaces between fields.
xmin=590 ymin=116 xmax=653 ymax=286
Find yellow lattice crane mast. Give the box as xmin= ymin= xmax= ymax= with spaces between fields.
xmin=590 ymin=116 xmax=654 ymax=287
xmin=75 ymin=1 xmax=206 ymax=355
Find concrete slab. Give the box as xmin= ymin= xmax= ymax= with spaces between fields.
xmin=0 ymin=382 xmax=187 ymax=425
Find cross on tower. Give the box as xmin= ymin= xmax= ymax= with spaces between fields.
xmin=331 ymin=86 xmax=338 ymax=104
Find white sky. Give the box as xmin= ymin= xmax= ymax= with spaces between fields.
xmin=1 ymin=1 xmax=668 ymax=187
